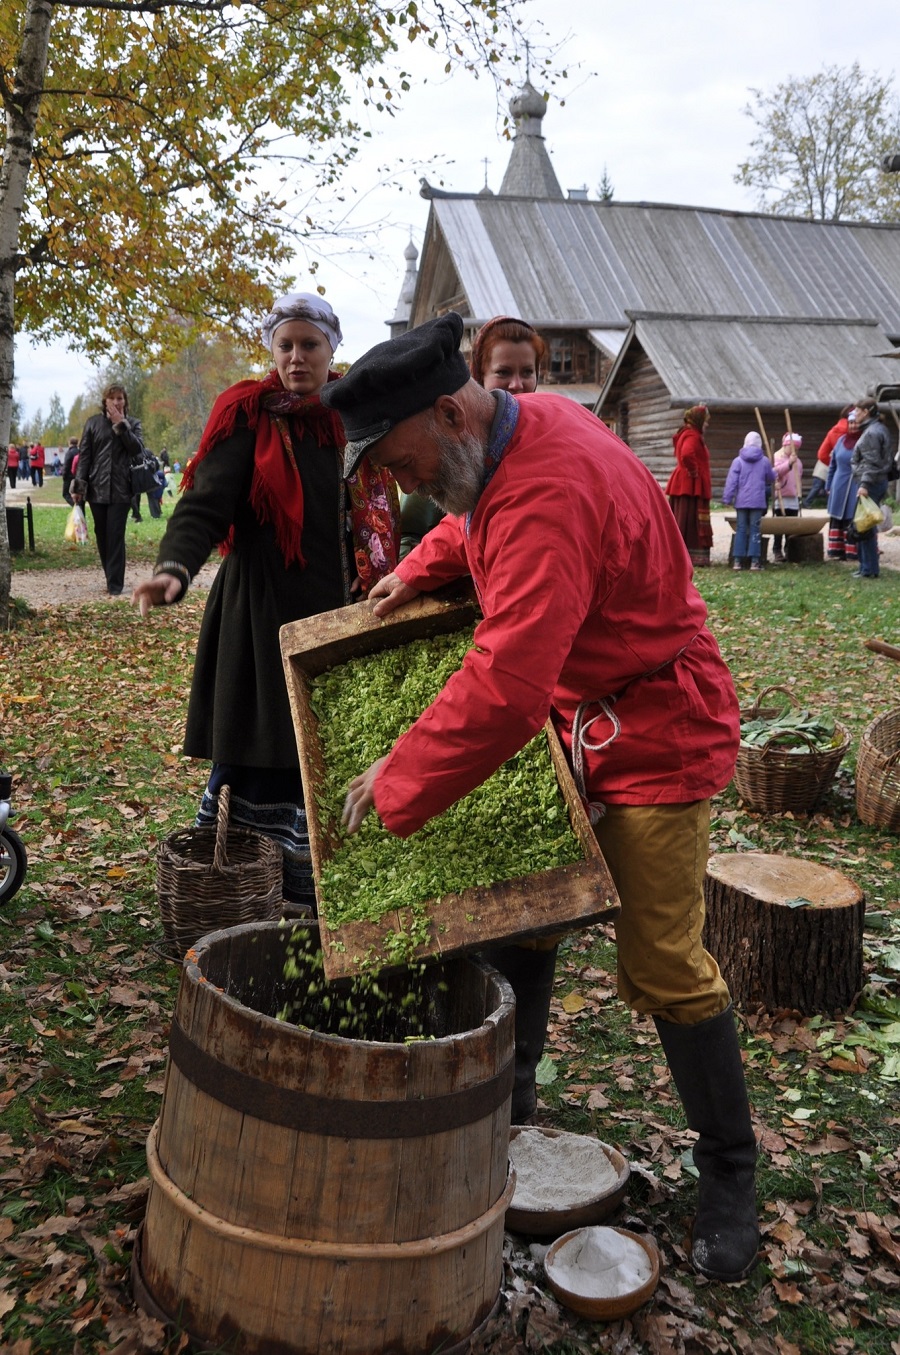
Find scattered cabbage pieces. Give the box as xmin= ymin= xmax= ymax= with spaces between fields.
xmin=309 ymin=629 xmax=583 ymax=935
xmin=739 ymin=702 xmax=842 ymax=753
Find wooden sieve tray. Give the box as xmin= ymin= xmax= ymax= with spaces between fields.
xmin=280 ymin=586 xmax=619 ymax=979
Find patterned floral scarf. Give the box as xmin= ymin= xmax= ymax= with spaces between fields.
xmin=181 ymin=370 xmax=399 ymax=592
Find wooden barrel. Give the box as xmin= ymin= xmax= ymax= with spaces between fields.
xmin=134 ymin=920 xmax=515 ymax=1355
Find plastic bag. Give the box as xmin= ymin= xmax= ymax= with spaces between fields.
xmin=877 ymin=504 xmax=894 ymax=534
xmin=64 ymin=504 xmax=89 ymax=546
xmin=853 ymin=495 xmax=884 ymax=535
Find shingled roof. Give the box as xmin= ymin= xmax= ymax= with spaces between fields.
xmin=409 ymin=197 xmax=900 ymax=345
xmin=598 ymin=313 xmax=900 ymax=410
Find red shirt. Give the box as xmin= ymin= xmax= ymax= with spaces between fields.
xmin=665 ymin=425 xmax=712 ymax=500
xmin=374 ymin=395 xmax=739 ymax=838
xmin=30 ymin=444 xmax=45 ymax=468
xmin=817 ymin=419 xmax=848 ymax=467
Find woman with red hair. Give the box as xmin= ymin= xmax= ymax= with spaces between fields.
xmin=469 ymin=315 xmax=547 ymax=393
xmin=666 ymin=404 xmax=713 ymax=568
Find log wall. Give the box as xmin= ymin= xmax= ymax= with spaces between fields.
xmin=602 ymin=351 xmax=846 ymax=498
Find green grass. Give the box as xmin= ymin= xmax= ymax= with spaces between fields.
xmin=8 ymin=494 xmax=179 ymax=572
xmin=1 ymin=559 xmax=899 ymax=1353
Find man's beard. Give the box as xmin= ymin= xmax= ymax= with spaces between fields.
xmin=420 ymin=431 xmax=486 ymax=515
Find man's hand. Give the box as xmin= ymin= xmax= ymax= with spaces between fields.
xmin=858 ymin=486 xmax=869 ymax=498
xmin=342 ymin=756 xmax=387 ymax=834
xmin=368 ymin=573 xmax=420 ymax=619
xmin=106 ymin=395 xmax=127 ymax=423
xmin=132 ymin=573 xmax=182 ymax=618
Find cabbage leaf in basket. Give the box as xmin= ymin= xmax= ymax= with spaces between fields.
xmin=739 ymin=707 xmax=840 ymax=752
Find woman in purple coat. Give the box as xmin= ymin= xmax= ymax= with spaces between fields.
xmin=723 ymin=432 xmax=776 ymax=572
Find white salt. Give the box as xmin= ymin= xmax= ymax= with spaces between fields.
xmin=509 ymin=1131 xmax=619 ymax=1211
xmin=548 ymin=1226 xmax=653 ymax=1299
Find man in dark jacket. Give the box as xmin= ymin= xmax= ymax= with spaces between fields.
xmin=61 ymin=438 xmax=79 ymax=505
xmin=73 ymin=385 xmax=145 ymax=595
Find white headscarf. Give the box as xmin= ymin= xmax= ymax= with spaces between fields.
xmin=261 ymin=292 xmax=343 ymax=353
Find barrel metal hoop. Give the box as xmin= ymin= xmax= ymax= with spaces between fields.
xmin=145 ymin=1119 xmax=516 ymax=1257
xmin=168 ymin=1017 xmax=514 ymax=1138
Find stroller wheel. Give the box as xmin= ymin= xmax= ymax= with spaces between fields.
xmin=0 ymin=828 xmax=27 ymax=903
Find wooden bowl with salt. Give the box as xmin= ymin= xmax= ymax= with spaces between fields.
xmin=505 ymin=1127 xmax=629 ymax=1237
xmin=544 ymin=1225 xmax=660 ymax=1320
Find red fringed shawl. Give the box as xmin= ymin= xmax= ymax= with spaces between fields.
xmin=181 ymin=370 xmax=399 ymax=594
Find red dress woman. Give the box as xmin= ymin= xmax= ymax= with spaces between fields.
xmin=666 ymin=404 xmax=713 ymax=567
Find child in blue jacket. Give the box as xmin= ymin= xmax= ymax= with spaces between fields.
xmin=723 ymin=432 xmax=776 ymax=571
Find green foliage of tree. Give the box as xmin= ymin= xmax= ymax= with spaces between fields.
xmin=735 ymin=63 xmax=900 ymax=222
xmin=0 ymin=0 xmax=542 ymax=624
xmin=142 ymin=333 xmax=258 ymax=458
xmin=42 ymin=390 xmax=66 ymax=443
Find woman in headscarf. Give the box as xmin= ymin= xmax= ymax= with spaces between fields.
xmin=825 ymin=414 xmax=861 ymax=562
xmin=666 ymin=405 xmax=713 ymax=568
xmin=132 ymin=292 xmax=400 ymax=906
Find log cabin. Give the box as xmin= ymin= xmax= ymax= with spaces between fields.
xmin=391 ymin=79 xmax=900 ymax=493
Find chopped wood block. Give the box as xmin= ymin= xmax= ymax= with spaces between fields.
xmin=704 ymin=852 xmax=864 ymax=1015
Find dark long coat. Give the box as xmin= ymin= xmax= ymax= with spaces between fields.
xmin=156 ymin=415 xmax=352 ymax=770
xmin=76 ymin=414 xmax=144 ymax=504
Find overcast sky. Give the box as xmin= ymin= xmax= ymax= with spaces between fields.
xmin=13 ymin=0 xmax=899 ymax=426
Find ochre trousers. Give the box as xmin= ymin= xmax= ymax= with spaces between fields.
xmin=592 ymin=799 xmax=730 ymax=1025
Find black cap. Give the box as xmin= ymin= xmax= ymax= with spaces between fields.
xmin=320 ymin=313 xmax=470 ymax=477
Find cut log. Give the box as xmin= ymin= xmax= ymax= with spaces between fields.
xmin=704 ymin=852 xmax=864 ymax=1015
xmin=785 ymin=533 xmax=824 ymax=563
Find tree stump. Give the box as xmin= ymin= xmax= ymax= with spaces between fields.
xmin=785 ymin=533 xmax=824 ymax=563
xmin=704 ymin=852 xmax=864 ymax=1015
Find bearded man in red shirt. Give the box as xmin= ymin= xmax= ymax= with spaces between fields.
xmin=322 ymin=313 xmax=757 ymax=1284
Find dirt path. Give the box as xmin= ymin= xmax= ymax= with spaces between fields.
xmin=9 ymin=513 xmax=899 ymax=609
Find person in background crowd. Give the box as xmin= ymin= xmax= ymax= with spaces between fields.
xmin=6 ymin=444 xmax=19 ymax=489
xmin=723 ymin=431 xmax=775 ymax=572
xmin=62 ymin=437 xmax=79 ymax=505
xmin=30 ymin=442 xmax=45 ymax=487
xmin=665 ymin=405 xmax=713 ymax=568
xmin=131 ymin=292 xmax=400 ymax=907
xmin=50 ymin=450 xmax=63 ymax=476
xmin=851 ymin=398 xmax=894 ymax=580
xmin=18 ymin=445 xmax=30 ymax=485
xmin=329 ymin=313 xmax=759 ymax=1286
xmin=159 ymin=446 xmax=170 ymax=470
xmin=804 ymin=405 xmax=853 ymax=506
xmin=147 ymin=463 xmax=165 ymax=518
xmin=825 ymin=413 xmax=860 ymax=562
xmin=771 ymin=434 xmax=803 ymax=562
xmin=72 ymin=384 xmax=146 ymax=596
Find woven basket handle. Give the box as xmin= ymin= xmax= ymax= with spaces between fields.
xmin=755 ymin=726 xmax=824 ymax=757
xmin=745 ymin=684 xmax=797 ymax=718
xmin=213 ymin=785 xmax=231 ymax=872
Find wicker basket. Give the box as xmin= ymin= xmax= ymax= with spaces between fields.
xmin=733 ymin=686 xmax=850 ymax=815
xmin=856 ymin=708 xmax=900 ymax=832
xmin=156 ymin=786 xmax=283 ymax=959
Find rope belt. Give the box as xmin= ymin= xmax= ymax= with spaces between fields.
xmin=571 ymin=630 xmax=705 ymax=824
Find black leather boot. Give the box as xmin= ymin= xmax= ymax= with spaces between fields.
xmin=487 ymin=943 xmax=559 ymax=1124
xmin=654 ymin=1005 xmax=760 ymax=1282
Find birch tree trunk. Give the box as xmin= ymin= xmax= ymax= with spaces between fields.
xmin=0 ymin=0 xmax=54 ymax=628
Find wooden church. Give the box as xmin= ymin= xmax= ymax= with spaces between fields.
xmin=391 ymin=80 xmax=900 ymax=493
